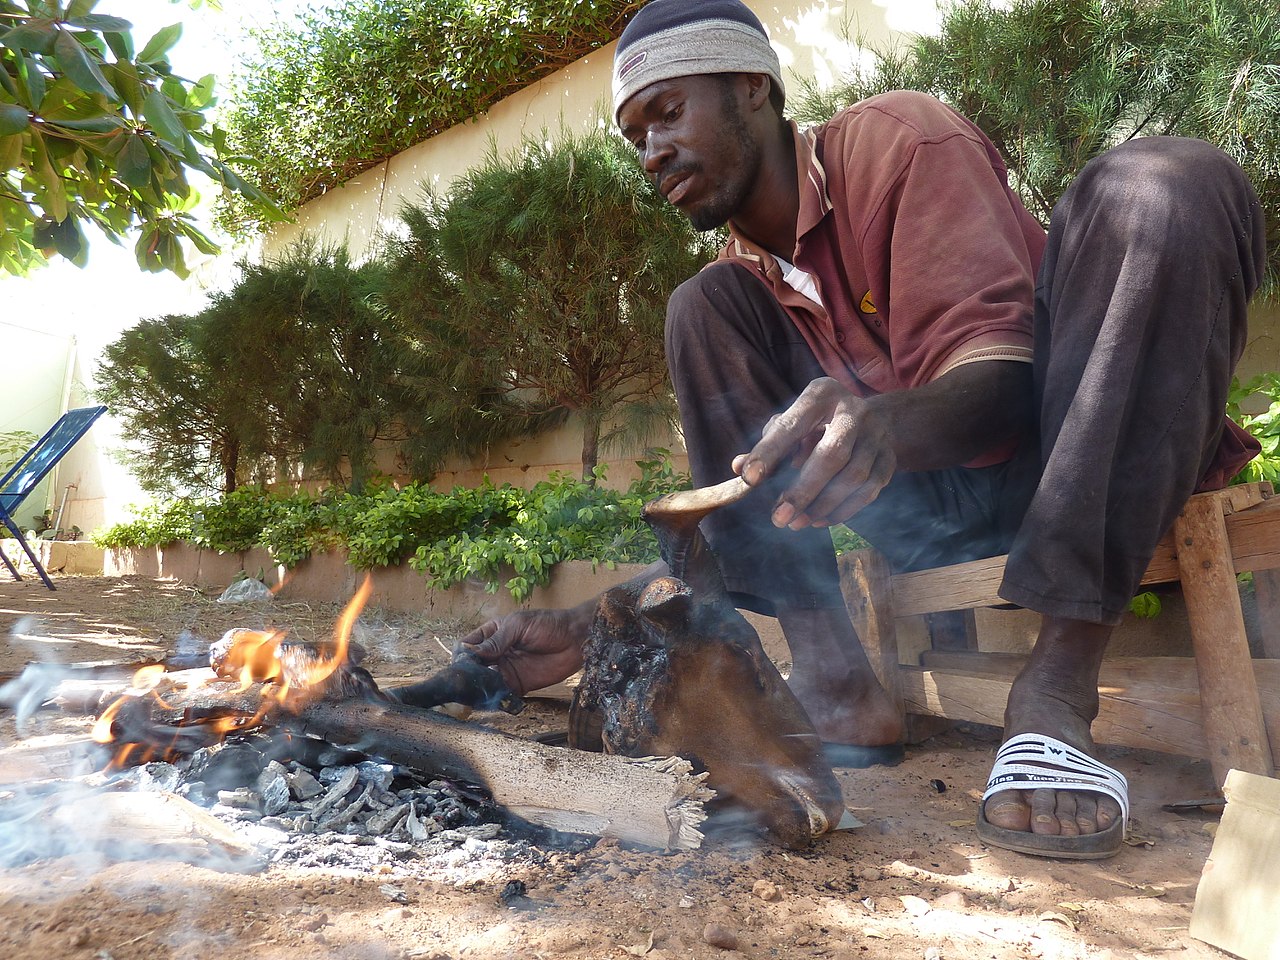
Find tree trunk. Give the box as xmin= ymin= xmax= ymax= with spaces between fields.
xmin=581 ymin=416 xmax=600 ymax=484
xmin=222 ymin=437 xmax=240 ymax=493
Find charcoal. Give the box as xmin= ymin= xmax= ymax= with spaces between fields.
xmin=216 ymin=787 xmax=261 ymax=811
xmin=310 ymin=767 xmax=361 ymax=818
xmin=356 ymin=761 xmax=397 ymax=792
xmin=137 ymin=761 xmax=181 ymax=793
xmin=285 ymin=767 xmax=324 ymax=801
xmin=365 ymin=803 xmax=411 ymax=837
xmin=257 ymin=762 xmax=291 ymax=817
xmin=188 ymin=741 xmax=266 ymax=792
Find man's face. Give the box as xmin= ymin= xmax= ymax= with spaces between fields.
xmin=618 ymin=74 xmax=763 ymax=232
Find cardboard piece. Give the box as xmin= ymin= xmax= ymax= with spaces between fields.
xmin=1190 ymin=769 xmax=1280 ymax=959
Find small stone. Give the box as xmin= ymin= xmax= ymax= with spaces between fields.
xmin=379 ymin=884 xmax=409 ymax=904
xmin=934 ymin=891 xmax=966 ymax=911
xmin=858 ymin=867 xmax=883 ymax=882
xmin=702 ymin=922 xmax=739 ymax=950
xmin=287 ymin=768 xmax=324 ymax=801
xmin=900 ymin=895 xmax=931 ymax=917
xmin=924 ymin=947 xmax=943 ymax=960
xmin=751 ymin=879 xmax=781 ymax=901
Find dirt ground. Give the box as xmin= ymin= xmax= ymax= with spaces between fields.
xmin=0 ymin=574 xmax=1236 ymax=960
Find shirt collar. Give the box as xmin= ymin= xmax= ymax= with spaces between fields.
xmin=725 ymin=121 xmax=831 ymax=269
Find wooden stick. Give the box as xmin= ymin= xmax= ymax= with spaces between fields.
xmin=292 ymin=699 xmax=713 ymax=850
xmin=1175 ymin=494 xmax=1275 ymax=786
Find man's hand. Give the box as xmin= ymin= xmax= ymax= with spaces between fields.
xmin=733 ymin=377 xmax=896 ymax=529
xmin=456 ymin=606 xmax=591 ymax=696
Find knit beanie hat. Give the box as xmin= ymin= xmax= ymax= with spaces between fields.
xmin=612 ymin=0 xmax=784 ymax=120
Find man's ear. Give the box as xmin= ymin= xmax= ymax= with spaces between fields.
xmin=743 ymin=72 xmax=772 ymax=112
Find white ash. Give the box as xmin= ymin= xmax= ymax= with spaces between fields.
xmin=115 ymin=734 xmax=557 ymax=884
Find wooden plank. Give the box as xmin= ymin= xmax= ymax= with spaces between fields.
xmin=891 ymin=556 xmax=1009 ymax=617
xmin=1190 ymin=769 xmax=1280 ymax=960
xmin=1254 ymin=569 xmax=1280 ymax=660
xmin=901 ymin=666 xmax=1212 ymax=759
xmin=838 ymin=551 xmax=903 ymax=718
xmin=1176 ymin=495 xmax=1275 ymax=786
xmin=905 ymin=655 xmax=1280 ymax=767
xmin=883 ymin=486 xmax=1280 ymax=617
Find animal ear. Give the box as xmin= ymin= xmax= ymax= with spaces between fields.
xmin=637 ymin=577 xmax=695 ymax=630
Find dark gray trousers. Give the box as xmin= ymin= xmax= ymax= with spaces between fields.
xmin=665 ymin=137 xmax=1265 ymax=625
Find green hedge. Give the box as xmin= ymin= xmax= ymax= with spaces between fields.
xmin=219 ymin=0 xmax=644 ymax=230
xmin=94 ymin=453 xmax=690 ymax=600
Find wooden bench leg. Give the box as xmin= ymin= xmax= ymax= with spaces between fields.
xmin=1176 ymin=496 xmax=1275 ymax=788
xmin=838 ymin=550 xmax=904 ymax=722
xmin=1250 ymin=568 xmax=1280 ymax=660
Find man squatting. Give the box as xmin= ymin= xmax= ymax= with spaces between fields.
xmin=460 ymin=0 xmax=1266 ymax=859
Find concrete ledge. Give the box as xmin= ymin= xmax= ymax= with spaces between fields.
xmin=2 ymin=539 xmax=105 ymax=577
xmin=100 ymin=544 xmax=649 ymax=623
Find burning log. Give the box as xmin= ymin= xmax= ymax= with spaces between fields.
xmin=63 ymin=576 xmax=715 ymax=849
xmin=291 ymin=698 xmax=712 ymax=849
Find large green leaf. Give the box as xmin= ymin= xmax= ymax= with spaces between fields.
xmin=116 ymin=132 xmax=152 ymax=188
xmin=52 ymin=27 xmax=117 ymax=100
xmin=0 ymin=133 xmax=23 ymax=171
xmin=0 ymin=102 xmax=30 ymax=136
xmin=136 ymin=23 xmax=182 ymax=64
xmin=67 ymin=15 xmax=134 ymax=33
xmin=143 ymin=89 xmax=187 ymax=146
xmin=1 ymin=19 xmax=58 ymax=54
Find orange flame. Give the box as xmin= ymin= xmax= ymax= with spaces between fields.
xmin=91 ymin=575 xmax=375 ymax=770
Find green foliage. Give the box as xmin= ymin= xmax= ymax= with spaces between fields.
xmin=1128 ymin=590 xmax=1163 ymax=619
xmin=1228 ymin=373 xmax=1280 ymax=486
xmin=0 ymin=0 xmax=282 ymax=276
xmin=0 ymin=428 xmax=36 ymax=471
xmin=383 ymin=127 xmax=720 ymax=479
xmin=91 ymin=499 xmax=194 ymax=548
xmin=90 ymin=452 xmax=693 ymax=598
xmin=218 ymin=0 xmax=643 ymax=231
xmin=95 ymin=239 xmax=413 ymax=496
xmin=794 ymin=0 xmax=1280 ymax=289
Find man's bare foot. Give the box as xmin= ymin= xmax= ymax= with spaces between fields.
xmin=777 ymin=606 xmax=904 ymax=748
xmin=983 ymin=617 xmax=1124 ymax=840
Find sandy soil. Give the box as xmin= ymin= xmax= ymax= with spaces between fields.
xmin=0 ymin=575 xmax=1234 ymax=960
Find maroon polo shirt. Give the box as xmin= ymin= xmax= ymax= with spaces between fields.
xmin=718 ymin=90 xmax=1045 ymax=465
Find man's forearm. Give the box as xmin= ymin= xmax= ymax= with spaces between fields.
xmin=870 ymin=360 xmax=1034 ymax=471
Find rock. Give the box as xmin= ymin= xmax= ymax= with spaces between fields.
xmin=751 ymin=879 xmax=781 ymax=901
xmin=702 ymin=922 xmax=739 ymax=950
xmin=379 ymin=884 xmax=409 ymax=904
xmin=924 ymin=947 xmax=943 ymax=960
xmin=900 ymin=895 xmax=931 ymax=917
xmin=934 ymin=891 xmax=966 ymax=911
xmin=858 ymin=867 xmax=884 ymax=882
xmin=286 ymin=768 xmax=324 ymax=801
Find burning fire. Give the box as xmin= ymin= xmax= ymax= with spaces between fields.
xmin=91 ymin=575 xmax=376 ymax=771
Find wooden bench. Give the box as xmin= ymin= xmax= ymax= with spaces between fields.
xmin=838 ymin=481 xmax=1280 ymax=789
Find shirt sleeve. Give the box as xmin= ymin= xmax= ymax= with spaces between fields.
xmin=853 ymin=121 xmax=1039 ymax=389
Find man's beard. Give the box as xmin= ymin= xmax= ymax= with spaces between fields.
xmin=684 ymin=85 xmax=762 ymax=232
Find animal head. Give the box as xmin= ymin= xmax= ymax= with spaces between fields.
xmin=574 ymin=575 xmax=844 ymax=848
